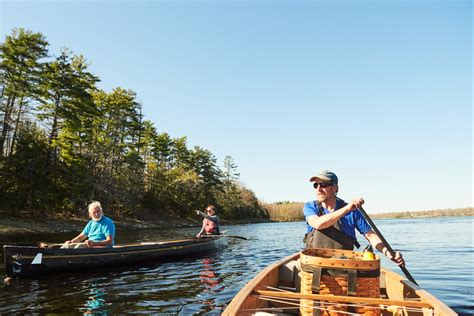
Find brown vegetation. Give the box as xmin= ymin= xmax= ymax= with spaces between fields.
xmin=370 ymin=207 xmax=473 ymax=219
xmin=264 ymin=201 xmax=304 ymax=221
xmin=264 ymin=202 xmax=473 ymax=221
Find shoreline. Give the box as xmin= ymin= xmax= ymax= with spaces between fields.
xmin=268 ymin=208 xmax=474 ymax=222
xmin=3 ymin=210 xmax=471 ymax=237
xmin=0 ymin=213 xmax=271 ymax=237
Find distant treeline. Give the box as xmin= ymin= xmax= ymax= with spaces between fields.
xmin=0 ymin=28 xmax=268 ymax=221
xmin=265 ymin=201 xmax=473 ymax=221
xmin=264 ymin=201 xmax=304 ymax=221
xmin=370 ymin=208 xmax=473 ymax=219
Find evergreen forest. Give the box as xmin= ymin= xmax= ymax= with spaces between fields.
xmin=0 ymin=28 xmax=269 ymax=221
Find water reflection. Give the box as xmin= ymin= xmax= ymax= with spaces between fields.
xmin=81 ymin=285 xmax=109 ymax=315
xmin=199 ymin=257 xmax=221 ymax=291
xmin=197 ymin=257 xmax=223 ymax=314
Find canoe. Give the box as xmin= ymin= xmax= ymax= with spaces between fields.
xmin=223 ymin=252 xmax=457 ymax=316
xmin=4 ymin=236 xmax=227 ymax=278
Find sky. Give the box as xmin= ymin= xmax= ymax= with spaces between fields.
xmin=1 ymin=0 xmax=472 ymax=213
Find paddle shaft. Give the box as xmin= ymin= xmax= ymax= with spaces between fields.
xmin=199 ymin=234 xmax=248 ymax=240
xmin=39 ymin=242 xmax=69 ymax=248
xmin=359 ymin=206 xmax=418 ymax=285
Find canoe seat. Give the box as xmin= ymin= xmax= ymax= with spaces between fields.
xmin=278 ymin=259 xmax=300 ymax=291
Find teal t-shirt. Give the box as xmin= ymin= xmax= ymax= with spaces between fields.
xmin=82 ymin=216 xmax=115 ymax=246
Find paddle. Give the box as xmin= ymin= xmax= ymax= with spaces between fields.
xmin=38 ymin=242 xmax=63 ymax=248
xmin=359 ymin=206 xmax=418 ymax=286
xmin=39 ymin=241 xmax=85 ymax=248
xmin=199 ymin=234 xmax=248 ymax=240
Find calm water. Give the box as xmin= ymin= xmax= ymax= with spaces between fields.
xmin=1 ymin=217 xmax=473 ymax=315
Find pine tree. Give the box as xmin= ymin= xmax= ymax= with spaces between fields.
xmin=0 ymin=28 xmax=48 ymax=156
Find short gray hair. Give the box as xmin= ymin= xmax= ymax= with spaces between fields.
xmin=88 ymin=201 xmax=102 ymax=212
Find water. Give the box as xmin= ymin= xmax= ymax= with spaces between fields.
xmin=1 ymin=217 xmax=473 ymax=315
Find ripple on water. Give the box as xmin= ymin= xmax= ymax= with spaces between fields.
xmin=0 ymin=218 xmax=472 ymax=314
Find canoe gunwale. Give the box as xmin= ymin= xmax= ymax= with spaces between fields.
xmin=5 ymin=237 xmax=221 ymax=254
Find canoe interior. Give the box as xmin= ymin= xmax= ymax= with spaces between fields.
xmin=223 ymin=252 xmax=457 ymax=316
xmin=4 ymin=236 xmax=227 ymax=278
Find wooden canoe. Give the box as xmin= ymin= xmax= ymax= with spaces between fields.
xmin=4 ymin=236 xmax=227 ymax=278
xmin=223 ymin=252 xmax=457 ymax=316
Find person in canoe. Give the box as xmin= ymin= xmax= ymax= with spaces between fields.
xmin=304 ymin=170 xmax=405 ymax=266
xmin=196 ymin=205 xmax=220 ymax=238
xmin=62 ymin=201 xmax=115 ymax=248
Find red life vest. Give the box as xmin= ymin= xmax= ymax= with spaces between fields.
xmin=204 ymin=218 xmax=218 ymax=234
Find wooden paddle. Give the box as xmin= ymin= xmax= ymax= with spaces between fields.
xmin=359 ymin=206 xmax=418 ymax=286
xmin=199 ymin=234 xmax=248 ymax=240
xmin=38 ymin=242 xmax=64 ymax=248
xmin=39 ymin=241 xmax=84 ymax=248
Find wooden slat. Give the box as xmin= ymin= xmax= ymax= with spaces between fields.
xmin=255 ymin=290 xmax=434 ymax=309
xmin=222 ymin=253 xmax=299 ymax=316
xmin=301 ymin=248 xmax=380 ymax=270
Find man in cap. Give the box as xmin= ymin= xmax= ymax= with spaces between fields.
xmin=304 ymin=170 xmax=404 ymax=266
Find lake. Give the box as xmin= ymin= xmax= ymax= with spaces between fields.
xmin=1 ymin=216 xmax=472 ymax=315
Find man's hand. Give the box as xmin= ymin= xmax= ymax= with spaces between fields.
xmin=345 ymin=197 xmax=365 ymax=213
xmin=85 ymin=240 xmax=94 ymax=248
xmin=384 ymin=248 xmax=405 ymax=266
xmin=196 ymin=233 xmax=201 ymax=238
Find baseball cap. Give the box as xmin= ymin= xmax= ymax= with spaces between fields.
xmin=309 ymin=170 xmax=338 ymax=185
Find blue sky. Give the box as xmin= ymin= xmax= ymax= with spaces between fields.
xmin=1 ymin=0 xmax=472 ymax=212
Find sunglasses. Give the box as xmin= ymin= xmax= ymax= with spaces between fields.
xmin=313 ymin=182 xmax=334 ymax=189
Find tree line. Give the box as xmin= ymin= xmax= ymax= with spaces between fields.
xmin=264 ymin=201 xmax=473 ymax=221
xmin=369 ymin=208 xmax=473 ymax=219
xmin=0 ymin=28 xmax=269 ymax=221
xmin=264 ymin=201 xmax=304 ymax=221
